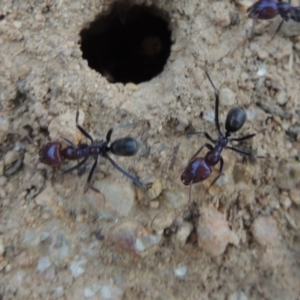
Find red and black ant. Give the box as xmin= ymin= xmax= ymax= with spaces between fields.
xmin=39 ymin=110 xmax=143 ymax=190
xmin=247 ymin=0 xmax=300 ymax=38
xmin=181 ymin=71 xmax=259 ymax=197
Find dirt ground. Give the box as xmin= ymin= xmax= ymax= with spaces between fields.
xmin=1 ymin=0 xmax=300 ymax=299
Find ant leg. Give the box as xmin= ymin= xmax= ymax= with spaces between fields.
xmin=226 ymin=146 xmax=254 ymax=156
xmin=190 ymin=143 xmax=214 ymax=161
xmin=75 ymin=110 xmax=94 ymax=143
xmin=106 ymin=128 xmax=113 ymax=144
xmin=270 ymin=20 xmax=284 ymax=42
xmin=188 ymin=131 xmax=216 ymax=143
xmin=209 ymin=156 xmax=224 ymax=188
xmin=60 ymin=137 xmax=77 ymax=147
xmin=104 ymin=154 xmax=143 ymax=187
xmin=87 ymin=156 xmax=99 ymax=184
xmin=84 ymin=156 xmax=105 ymax=194
xmin=230 ymin=133 xmax=256 ymax=142
xmin=205 ymin=71 xmax=221 ymax=133
xmin=63 ymin=156 xmax=89 ymax=174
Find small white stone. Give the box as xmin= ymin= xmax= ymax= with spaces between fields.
xmin=229 ymin=291 xmax=248 ymax=300
xmin=251 ymin=216 xmax=279 ymax=247
xmin=174 ymin=265 xmax=187 ymax=278
xmin=36 ymin=256 xmax=52 ymax=273
xmin=100 ymin=284 xmax=124 ymax=300
xmin=107 ymin=220 xmax=162 ymax=256
xmin=69 ymin=256 xmax=87 ymax=278
xmin=4 ymin=150 xmax=19 ymax=167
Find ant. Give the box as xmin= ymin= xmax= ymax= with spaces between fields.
xmin=181 ymin=71 xmax=259 ymax=201
xmin=247 ymin=0 xmax=300 ymax=39
xmin=39 ymin=110 xmax=143 ymax=190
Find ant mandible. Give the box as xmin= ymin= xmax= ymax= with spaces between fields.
xmin=39 ymin=110 xmax=143 ymax=190
xmin=181 ymin=71 xmax=258 ymax=190
xmin=247 ymin=0 xmax=300 ymax=38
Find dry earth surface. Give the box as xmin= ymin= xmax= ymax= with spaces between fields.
xmin=1 ymin=0 xmax=300 ymax=299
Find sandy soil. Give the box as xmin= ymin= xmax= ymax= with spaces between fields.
xmin=1 ymin=0 xmax=300 ymax=299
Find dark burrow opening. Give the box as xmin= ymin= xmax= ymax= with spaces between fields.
xmin=80 ymin=3 xmax=172 ymax=84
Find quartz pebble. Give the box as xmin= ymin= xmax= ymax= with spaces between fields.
xmin=106 ymin=220 xmax=162 ymax=256
xmin=36 ymin=256 xmax=52 ymax=273
xmin=251 ymin=216 xmax=279 ymax=247
xmin=197 ymin=208 xmax=239 ymax=257
xmin=69 ymin=256 xmax=87 ymax=278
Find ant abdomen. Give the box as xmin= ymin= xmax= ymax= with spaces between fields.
xmin=225 ymin=105 xmax=246 ymax=133
xmin=110 ymin=137 xmax=138 ymax=156
xmin=247 ymin=0 xmax=279 ymax=20
xmin=181 ymin=157 xmax=212 ymax=186
xmin=39 ymin=142 xmax=63 ymax=166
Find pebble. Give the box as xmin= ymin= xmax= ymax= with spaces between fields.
xmin=93 ymin=179 xmax=135 ymax=217
xmin=106 ymin=220 xmax=162 ymax=256
xmin=275 ymin=160 xmax=300 ymax=190
xmin=36 ymin=256 xmax=52 ymax=273
xmin=146 ymin=179 xmax=163 ymax=200
xmin=289 ymin=189 xmax=300 ymax=205
xmin=229 ymin=291 xmax=248 ymax=300
xmin=48 ymin=109 xmax=85 ymax=143
xmin=69 ymin=256 xmax=87 ymax=278
xmin=174 ymin=265 xmax=187 ymax=278
xmin=219 ymin=87 xmax=236 ymax=106
xmin=197 ymin=207 xmax=239 ymax=257
xmin=151 ymin=212 xmax=175 ymax=234
xmin=175 ymin=222 xmax=193 ymax=247
xmin=4 ymin=150 xmax=22 ymax=176
xmin=212 ymin=2 xmax=231 ymax=27
xmin=0 ymin=176 xmax=7 ymax=187
xmin=251 ymin=216 xmax=279 ymax=247
xmin=84 ymin=281 xmax=124 ymax=300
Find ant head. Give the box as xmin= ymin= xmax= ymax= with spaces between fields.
xmin=39 ymin=142 xmax=63 ymax=166
xmin=225 ymin=105 xmax=246 ymax=133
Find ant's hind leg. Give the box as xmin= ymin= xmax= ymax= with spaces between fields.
xmin=63 ymin=156 xmax=89 ymax=174
xmin=75 ymin=110 xmax=94 ymax=143
xmin=209 ymin=157 xmax=224 ymax=188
